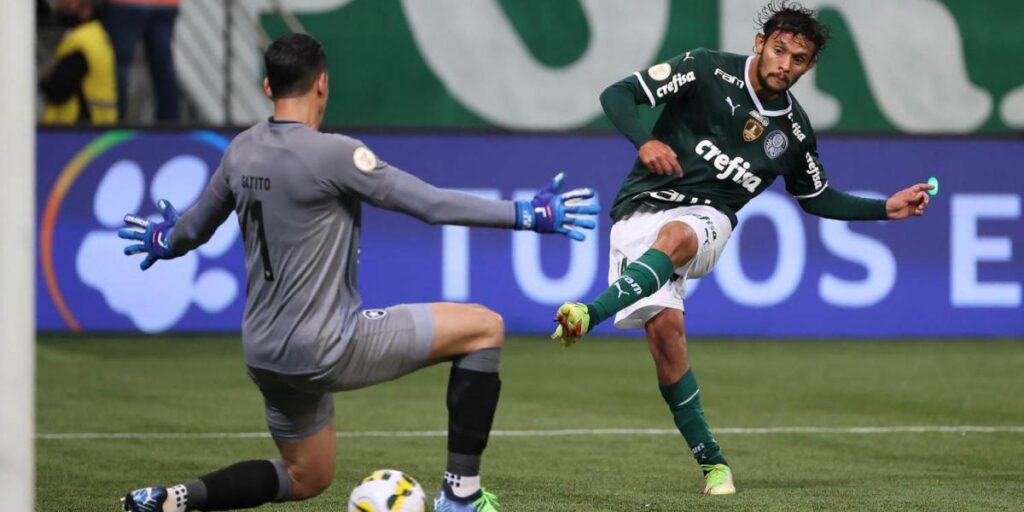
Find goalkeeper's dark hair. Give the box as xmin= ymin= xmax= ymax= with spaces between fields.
xmin=756 ymin=0 xmax=831 ymax=60
xmin=264 ymin=33 xmax=327 ymax=99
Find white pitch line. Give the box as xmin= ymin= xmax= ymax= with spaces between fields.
xmin=35 ymin=425 xmax=1024 ymax=441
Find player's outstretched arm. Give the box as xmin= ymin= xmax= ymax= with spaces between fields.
xmin=369 ymin=166 xmax=600 ymax=241
xmin=118 ymin=199 xmax=181 ymax=270
xmin=797 ymin=184 xmax=935 ymax=222
xmin=118 ymin=160 xmax=235 ymax=270
xmin=885 ymin=183 xmax=934 ymax=220
xmin=514 ymin=172 xmax=600 ymax=241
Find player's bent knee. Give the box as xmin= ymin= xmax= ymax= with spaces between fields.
xmin=481 ymin=309 xmax=505 ymax=348
xmin=433 ymin=303 xmax=504 ymax=358
xmin=647 ymin=310 xmax=684 ymax=337
xmin=671 ymin=225 xmax=698 ymax=257
xmin=281 ymin=440 xmax=335 ymax=501
xmin=461 ymin=305 xmax=504 ymax=349
xmin=288 ymin=462 xmax=335 ymax=500
xmin=646 ymin=311 xmax=686 ymax=357
xmin=655 ymin=222 xmax=698 ymax=266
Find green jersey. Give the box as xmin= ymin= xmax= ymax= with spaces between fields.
xmin=608 ymin=48 xmax=828 ymax=226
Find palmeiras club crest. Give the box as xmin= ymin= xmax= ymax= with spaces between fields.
xmin=763 ymin=130 xmax=789 ymax=159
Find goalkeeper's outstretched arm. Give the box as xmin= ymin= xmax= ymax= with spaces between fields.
xmin=169 ymin=165 xmax=235 ymax=254
xmin=368 ymin=166 xmax=600 ymax=241
xmin=369 ymin=165 xmax=517 ymax=228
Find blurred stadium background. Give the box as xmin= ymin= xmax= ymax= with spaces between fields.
xmin=23 ymin=0 xmax=1024 ymax=510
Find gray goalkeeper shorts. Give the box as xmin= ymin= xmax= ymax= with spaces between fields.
xmin=246 ymin=303 xmax=434 ymax=441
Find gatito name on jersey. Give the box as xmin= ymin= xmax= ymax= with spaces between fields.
xmin=609 ymin=48 xmax=829 ymax=227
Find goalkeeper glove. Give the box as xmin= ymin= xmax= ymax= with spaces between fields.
xmin=515 ymin=172 xmax=600 ymax=241
xmin=118 ymin=199 xmax=180 ymax=270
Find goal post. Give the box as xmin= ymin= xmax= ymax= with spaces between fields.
xmin=0 ymin=1 xmax=36 ymax=511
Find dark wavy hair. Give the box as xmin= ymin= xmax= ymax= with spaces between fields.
xmin=756 ymin=0 xmax=831 ymax=60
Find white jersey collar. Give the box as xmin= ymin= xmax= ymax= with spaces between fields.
xmin=744 ymin=56 xmax=793 ymax=117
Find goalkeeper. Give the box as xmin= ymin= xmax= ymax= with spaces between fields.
xmin=551 ymin=0 xmax=932 ymax=496
xmin=118 ymin=34 xmax=598 ymax=512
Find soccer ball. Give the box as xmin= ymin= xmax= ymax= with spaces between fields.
xmin=347 ymin=469 xmax=427 ymax=512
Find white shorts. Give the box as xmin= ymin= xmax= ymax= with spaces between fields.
xmin=608 ymin=205 xmax=733 ymax=330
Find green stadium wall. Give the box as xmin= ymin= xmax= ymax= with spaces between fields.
xmin=260 ymin=0 xmax=1024 ymax=133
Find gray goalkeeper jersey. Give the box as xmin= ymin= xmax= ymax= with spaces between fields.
xmin=170 ymin=119 xmax=516 ymax=374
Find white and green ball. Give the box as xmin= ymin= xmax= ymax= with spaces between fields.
xmin=347 ymin=469 xmax=427 ymax=512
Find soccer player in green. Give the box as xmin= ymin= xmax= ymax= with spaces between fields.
xmin=551 ymin=0 xmax=933 ymax=496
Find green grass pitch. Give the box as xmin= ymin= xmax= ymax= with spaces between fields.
xmin=37 ymin=335 xmax=1024 ymax=511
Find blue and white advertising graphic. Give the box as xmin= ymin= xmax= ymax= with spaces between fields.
xmin=39 ymin=130 xmax=245 ymax=333
xmin=37 ymin=129 xmax=1023 ymax=336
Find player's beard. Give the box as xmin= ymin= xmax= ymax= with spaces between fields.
xmin=755 ymin=58 xmax=794 ymax=96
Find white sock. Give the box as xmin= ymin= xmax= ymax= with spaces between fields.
xmin=444 ymin=472 xmax=480 ymax=499
xmin=163 ymin=485 xmax=188 ymax=512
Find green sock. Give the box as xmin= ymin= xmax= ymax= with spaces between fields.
xmin=586 ymin=249 xmax=675 ymax=326
xmin=659 ymin=370 xmax=728 ymax=470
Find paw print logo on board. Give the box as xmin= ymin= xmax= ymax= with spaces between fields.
xmin=77 ymin=155 xmax=240 ymax=332
xmin=41 ymin=130 xmax=243 ymax=333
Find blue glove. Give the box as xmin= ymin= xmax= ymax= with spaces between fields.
xmin=515 ymin=172 xmax=600 ymax=241
xmin=118 ymin=199 xmax=180 ymax=270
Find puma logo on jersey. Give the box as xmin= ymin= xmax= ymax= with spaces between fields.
xmin=656 ymin=71 xmax=696 ymax=98
xmin=788 ymin=113 xmax=807 ymax=142
xmin=683 ymin=51 xmax=695 ymax=62
xmin=726 ymin=97 xmax=740 ymax=116
xmin=695 ymin=140 xmax=762 ymax=193
xmin=715 ymin=68 xmax=745 ymax=88
xmin=616 ymin=276 xmax=643 ymax=297
xmin=614 ymin=281 xmax=630 ymax=298
xmin=805 ymin=152 xmax=824 ymax=190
